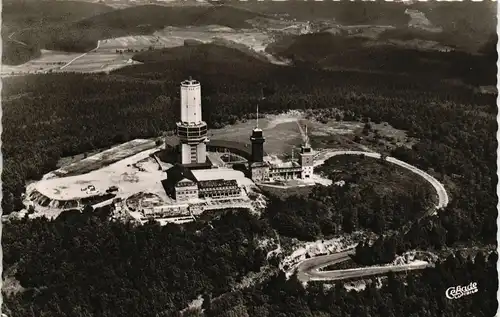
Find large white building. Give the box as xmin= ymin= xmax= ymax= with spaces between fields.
xmin=176 ymin=78 xmax=209 ymax=165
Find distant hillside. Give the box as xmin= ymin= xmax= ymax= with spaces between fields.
xmin=232 ymin=0 xmax=496 ymax=31
xmin=131 ymin=43 xmax=271 ymax=82
xmin=77 ymin=4 xmax=259 ymax=30
xmin=267 ymin=32 xmax=496 ymax=86
xmin=2 ymin=0 xmax=114 ymax=65
xmin=232 ymin=0 xmax=496 ymax=53
xmin=412 ymin=1 xmax=497 ymax=51
xmin=228 ymin=1 xmax=411 ymax=26
xmin=3 ymin=4 xmax=262 ymax=65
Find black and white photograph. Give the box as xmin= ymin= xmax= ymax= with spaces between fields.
xmin=0 ymin=0 xmax=498 ymax=316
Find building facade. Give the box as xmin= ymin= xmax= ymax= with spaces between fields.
xmin=250 ymin=128 xmax=265 ymax=163
xmin=174 ymin=179 xmax=199 ymax=202
xmin=299 ymin=128 xmax=314 ymax=179
xmin=268 ymin=162 xmax=303 ymax=180
xmin=165 ymin=164 xmax=242 ymax=202
xmin=198 ymin=179 xmax=241 ymax=199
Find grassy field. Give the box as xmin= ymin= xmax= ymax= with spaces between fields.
xmin=209 ymin=110 xmax=414 ymax=158
xmin=210 ymin=117 xmax=300 ymax=157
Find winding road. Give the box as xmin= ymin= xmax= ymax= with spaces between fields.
xmin=295 ymin=150 xmax=449 ymax=282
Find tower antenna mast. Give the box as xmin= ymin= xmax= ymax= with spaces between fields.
xmin=256 ymin=104 xmax=259 ymax=129
xmin=305 ymin=124 xmax=310 ymax=147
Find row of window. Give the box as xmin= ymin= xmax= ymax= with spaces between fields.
xmin=177 ymin=190 xmax=198 ymax=196
xmin=201 ymin=191 xmax=240 ymax=198
xmin=199 ymin=186 xmax=238 ymax=192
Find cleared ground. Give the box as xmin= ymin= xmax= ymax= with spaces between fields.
xmin=211 ymin=111 xmax=414 ymax=158
xmin=47 ymin=139 xmax=157 ymax=178
xmin=101 ymin=26 xmax=273 ymax=54
xmin=210 ymin=111 xmax=306 ymax=157
xmin=59 ymin=51 xmax=141 ymax=73
xmin=32 ymin=147 xmax=167 ymax=202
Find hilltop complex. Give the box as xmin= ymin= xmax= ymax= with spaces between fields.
xmin=20 ymin=79 xmax=317 ymax=224
xmin=166 ymin=78 xmax=316 ymax=199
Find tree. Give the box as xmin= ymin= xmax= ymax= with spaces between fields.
xmin=82 ymin=205 xmax=94 ymax=214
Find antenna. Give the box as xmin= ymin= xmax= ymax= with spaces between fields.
xmin=305 ymin=124 xmax=310 ymax=147
xmin=291 ymin=148 xmax=294 ymax=162
xmin=256 ymin=104 xmax=259 ymax=129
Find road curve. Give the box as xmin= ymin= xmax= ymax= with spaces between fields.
xmin=295 ymin=150 xmax=449 ymax=282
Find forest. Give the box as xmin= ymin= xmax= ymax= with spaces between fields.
xmin=268 ymin=31 xmax=497 ymax=86
xmin=200 ymin=251 xmax=498 ymax=317
xmin=265 ymin=154 xmax=434 ymax=241
xmin=1 ymin=35 xmax=497 ymax=315
xmin=3 ymin=206 xmax=497 ymax=317
xmin=3 ymin=42 xmax=496 ymax=244
xmin=2 ymin=208 xmax=271 ymax=317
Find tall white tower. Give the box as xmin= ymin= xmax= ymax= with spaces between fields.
xmin=176 ymin=78 xmax=208 ymax=165
xmin=300 ymin=125 xmax=314 ymax=179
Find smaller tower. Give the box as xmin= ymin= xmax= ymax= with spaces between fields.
xmin=299 ymin=125 xmax=314 ymax=179
xmin=250 ymin=105 xmax=265 ymax=163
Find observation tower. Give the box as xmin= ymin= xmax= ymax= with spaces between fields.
xmin=176 ymin=78 xmax=208 ymax=165
xmin=250 ymin=105 xmax=265 ymax=163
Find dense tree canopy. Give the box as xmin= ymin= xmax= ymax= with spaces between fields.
xmin=203 ymin=252 xmax=498 ymax=317
xmin=2 ymin=38 xmax=497 ymax=316
xmin=2 ymin=42 xmax=496 ymax=245
xmin=2 ymin=208 xmax=272 ymax=317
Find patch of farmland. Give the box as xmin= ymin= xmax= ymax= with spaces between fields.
xmin=100 ymin=26 xmax=274 ymax=60
xmin=58 ymin=51 xmax=141 ymax=73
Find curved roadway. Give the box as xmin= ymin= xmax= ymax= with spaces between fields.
xmin=296 ymin=150 xmax=449 ymax=282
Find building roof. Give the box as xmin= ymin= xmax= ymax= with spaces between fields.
xmin=208 ymin=139 xmax=268 ymax=159
xmin=166 ymin=164 xmax=198 ymax=185
xmin=250 ymin=161 xmax=269 ymax=168
xmin=270 ymin=161 xmax=301 ymax=168
xmin=208 ymin=139 xmax=252 ymax=154
xmin=191 ymin=168 xmax=254 ymax=187
xmin=182 ymin=159 xmax=214 ymax=170
xmin=181 ymin=79 xmax=200 ymax=86
xmin=198 ymin=179 xmax=238 ymax=190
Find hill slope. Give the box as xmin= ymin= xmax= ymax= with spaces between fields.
xmin=2 ymin=0 xmax=114 ymax=65
xmin=267 ymin=32 xmax=497 ymax=86
xmin=2 ymin=3 xmax=262 ymax=65
xmin=228 ymin=1 xmax=411 ymax=26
